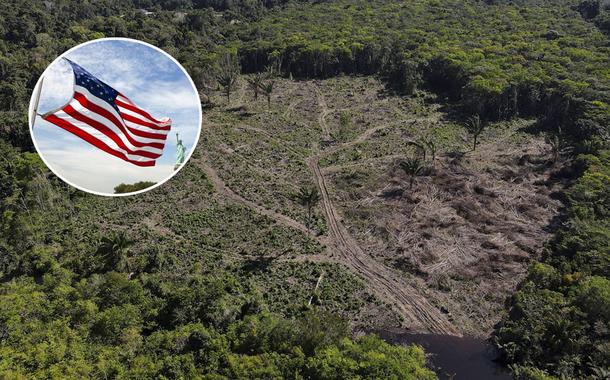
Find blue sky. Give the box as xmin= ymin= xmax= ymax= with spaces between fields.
xmin=30 ymin=39 xmax=201 ymax=195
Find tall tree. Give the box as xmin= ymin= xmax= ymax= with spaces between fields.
xmin=246 ymin=73 xmax=265 ymax=101
xmin=97 ymin=231 xmax=133 ymax=273
xmin=217 ymin=54 xmax=240 ymax=104
xmin=295 ymin=186 xmax=321 ymax=233
xmin=399 ymin=158 xmax=424 ymax=189
xmin=465 ymin=114 xmax=486 ymax=151
xmin=260 ymin=79 xmax=275 ymax=107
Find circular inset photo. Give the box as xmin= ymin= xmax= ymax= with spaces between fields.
xmin=29 ymin=38 xmax=201 ymax=196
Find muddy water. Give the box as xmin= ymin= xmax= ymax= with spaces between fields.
xmin=376 ymin=329 xmax=513 ymax=380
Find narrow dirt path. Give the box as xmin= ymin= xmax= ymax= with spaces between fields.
xmin=317 ymin=117 xmax=433 ymax=161
xmin=283 ymin=85 xmax=302 ymax=118
xmin=195 ymin=158 xmax=311 ymax=236
xmin=284 ymin=98 xmax=303 ymax=118
xmin=313 ymin=84 xmax=332 ymax=140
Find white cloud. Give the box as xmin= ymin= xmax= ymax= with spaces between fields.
xmin=37 ymin=60 xmax=74 ymax=111
xmin=41 ymin=145 xmax=175 ymax=194
xmin=145 ymin=84 xmax=201 ymax=111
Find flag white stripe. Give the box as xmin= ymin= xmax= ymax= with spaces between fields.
xmin=116 ymin=94 xmax=133 ymax=105
xmin=117 ymin=104 xmax=171 ymax=127
xmin=68 ymin=99 xmax=164 ymax=155
xmin=74 ymin=85 xmax=169 ymax=141
xmin=123 ymin=119 xmax=170 ymax=137
xmin=54 ymin=110 xmax=159 ymax=162
xmin=116 ymin=95 xmax=170 ymax=125
xmin=117 ymin=104 xmax=170 ymax=126
xmin=118 ymin=106 xmax=172 ymax=134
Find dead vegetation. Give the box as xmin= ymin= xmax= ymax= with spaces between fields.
xmin=328 ymin=123 xmax=563 ymax=335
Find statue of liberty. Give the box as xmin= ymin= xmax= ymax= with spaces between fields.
xmin=175 ymin=132 xmax=186 ymax=170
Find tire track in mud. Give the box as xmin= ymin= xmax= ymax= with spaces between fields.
xmin=283 ymin=85 xmax=303 ymax=118
xmin=307 ymin=155 xmax=459 ymax=335
xmin=310 ymin=91 xmax=459 ymax=335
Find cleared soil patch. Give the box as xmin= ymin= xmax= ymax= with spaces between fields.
xmin=327 ymin=122 xmax=563 ymax=335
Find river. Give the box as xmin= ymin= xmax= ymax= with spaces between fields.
xmin=376 ymin=329 xmax=514 ymax=380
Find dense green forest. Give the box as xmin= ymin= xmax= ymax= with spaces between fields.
xmin=494 ymin=151 xmax=610 ymax=379
xmin=1 ymin=0 xmax=609 ymax=378
xmin=114 ymin=181 xmax=157 ymax=194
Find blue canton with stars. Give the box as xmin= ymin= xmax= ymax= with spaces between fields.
xmin=66 ymin=59 xmax=120 ymax=113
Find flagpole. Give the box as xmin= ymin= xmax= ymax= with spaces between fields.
xmin=30 ymin=76 xmax=44 ymax=129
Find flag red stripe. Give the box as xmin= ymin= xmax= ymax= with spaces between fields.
xmin=75 ymin=85 xmax=169 ymax=136
xmin=44 ymin=114 xmax=155 ymax=167
xmin=124 ymin=125 xmax=169 ymax=140
xmin=115 ymin=98 xmax=168 ymax=125
xmin=121 ymin=113 xmax=171 ymax=131
xmin=73 ymin=92 xmax=166 ymax=149
xmin=63 ymin=105 xmax=162 ymax=159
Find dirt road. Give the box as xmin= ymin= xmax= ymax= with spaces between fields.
xmin=313 ymin=84 xmax=332 ymax=140
xmin=307 ymin=154 xmax=459 ymax=335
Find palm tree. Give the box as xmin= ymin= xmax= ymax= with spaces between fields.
xmin=97 ymin=231 xmax=133 ymax=272
xmin=545 ymin=126 xmax=572 ymax=163
xmin=217 ymin=54 xmax=239 ymax=104
xmin=295 ymin=186 xmax=321 ymax=232
xmin=423 ymin=137 xmax=437 ymax=165
xmin=260 ymin=79 xmax=275 ymax=107
xmin=407 ymin=140 xmax=427 ymax=161
xmin=246 ymin=73 xmax=265 ymax=101
xmin=407 ymin=136 xmax=437 ymax=166
xmin=465 ymin=114 xmax=486 ymax=151
xmin=399 ymin=158 xmax=424 ymax=189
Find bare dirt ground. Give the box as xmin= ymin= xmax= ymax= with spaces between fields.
xmin=323 ymin=115 xmax=563 ymax=336
xmin=200 ymin=76 xmax=563 ymax=337
xmin=308 ymin=156 xmax=459 ymax=335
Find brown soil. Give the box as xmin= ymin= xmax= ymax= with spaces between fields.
xmin=327 ymin=128 xmax=562 ymax=335
xmin=309 ymin=156 xmax=459 ymax=335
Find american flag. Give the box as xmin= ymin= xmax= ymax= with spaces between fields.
xmin=42 ymin=59 xmax=171 ymax=167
